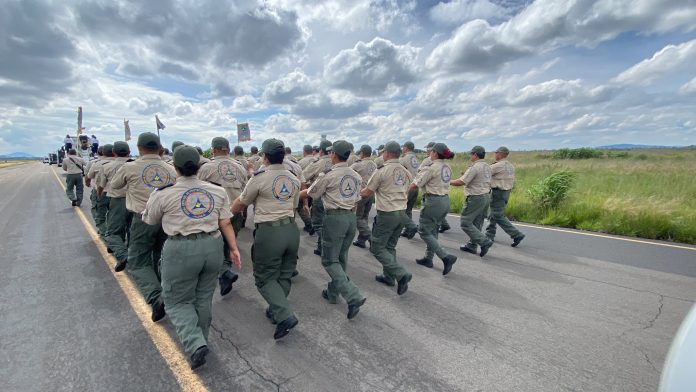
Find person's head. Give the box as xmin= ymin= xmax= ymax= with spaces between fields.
xmin=432 ymin=143 xmax=455 ymax=160
xmin=211 ymin=137 xmax=230 ymax=157
xmin=101 ymin=144 xmax=114 ymax=157
xmin=251 ymin=146 xmax=259 ymax=155
xmin=495 ymin=146 xmax=509 ymax=161
xmin=171 ymin=141 xmax=184 ymax=153
xmin=469 ymin=145 xmax=485 ymax=161
xmin=92 ymin=134 xmax=96 ymax=138
xmin=303 ymin=144 xmax=313 ymax=156
xmin=376 ymin=144 xmax=385 ymax=156
xmin=195 ymin=146 xmax=204 ymax=156
xmin=285 ymin=146 xmax=292 ymax=155
xmin=96 ymin=146 xmax=103 ymax=156
xmin=137 ymin=132 xmax=161 ymax=155
xmin=261 ymin=139 xmax=285 ymax=165
xmin=359 ymin=144 xmax=372 ymax=159
xmin=173 ymin=145 xmax=200 ymax=177
xmin=80 ymin=138 xmax=89 ymax=148
xmin=402 ymin=141 xmax=414 ymax=154
xmin=163 ymin=148 xmax=171 ymax=156
xmin=113 ymin=141 xmax=130 ymax=157
xmin=233 ymin=145 xmax=244 ymax=157
xmin=312 ymin=146 xmax=320 ymax=156
xmin=383 ymin=141 xmax=401 ymax=160
xmin=68 ymin=148 xmax=76 ymax=155
xmin=318 ymin=140 xmax=332 ymax=156
xmin=327 ymin=140 xmax=351 ymax=164
xmin=66 ymin=134 xmax=70 ymax=138
xmin=425 ymin=141 xmax=435 ymax=153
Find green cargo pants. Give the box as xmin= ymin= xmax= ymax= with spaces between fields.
xmin=251 ymin=219 xmax=299 ymax=323
xmin=297 ymin=203 xmax=312 ymax=229
xmin=105 ymin=197 xmax=132 ymax=263
xmin=418 ymin=195 xmax=451 ymax=260
xmin=403 ymin=187 xmax=419 ymax=231
xmin=65 ymin=173 xmax=84 ymax=205
xmin=90 ymin=188 xmax=98 ymax=220
xmin=93 ymin=192 xmax=110 ymax=236
xmin=486 ymin=189 xmax=524 ymax=241
xmin=321 ymin=210 xmax=364 ymax=305
xmin=161 ymin=233 xmax=223 ymax=355
xmin=220 ymin=217 xmax=243 ymax=279
xmin=369 ymin=210 xmax=411 ymax=283
xmin=355 ymin=194 xmax=374 ymax=240
xmin=460 ymin=193 xmax=492 ymax=250
xmin=311 ymin=198 xmax=325 ymax=250
xmin=127 ymin=214 xmax=167 ymax=304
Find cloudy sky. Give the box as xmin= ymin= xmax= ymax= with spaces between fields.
xmin=1 ymin=0 xmax=695 ymax=155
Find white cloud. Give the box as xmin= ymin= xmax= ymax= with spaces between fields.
xmin=614 ymin=39 xmax=696 ymax=86
xmin=679 ymin=77 xmax=696 ymax=95
xmin=263 ymin=70 xmax=315 ymax=104
xmin=430 ymin=0 xmax=510 ymax=25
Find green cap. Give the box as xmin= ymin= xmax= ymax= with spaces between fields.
xmin=303 ymin=144 xmax=313 ymax=153
xmin=496 ymin=146 xmax=510 ymax=154
xmin=402 ymin=141 xmax=414 ymax=150
xmin=319 ymin=139 xmax=332 ymax=153
xmin=172 ymin=141 xmax=184 ymax=152
xmin=261 ymin=138 xmax=285 ymax=155
xmin=470 ymin=145 xmax=485 ymax=155
xmin=377 ymin=144 xmax=385 ymax=151
xmin=251 ymin=146 xmax=259 ymax=154
xmin=212 ymin=137 xmax=229 ymax=150
xmin=359 ymin=144 xmax=372 ymax=156
xmin=195 ymin=146 xmax=204 ymax=155
xmin=327 ymin=140 xmax=351 ymax=159
xmin=173 ymin=145 xmax=200 ymax=167
xmin=113 ymin=141 xmax=130 ymax=156
xmin=137 ymin=132 xmax=161 ymax=150
xmin=96 ymin=146 xmax=103 ymax=155
xmin=425 ymin=142 xmax=435 ymax=149
xmin=348 ymin=142 xmax=354 ymax=152
xmin=233 ymin=146 xmax=244 ymax=155
xmin=101 ymin=144 xmax=113 ymax=156
xmin=433 ymin=143 xmax=449 ymax=155
xmin=384 ymin=141 xmax=401 ymax=155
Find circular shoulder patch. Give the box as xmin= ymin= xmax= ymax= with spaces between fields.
xmin=272 ymin=175 xmax=297 ymax=202
xmin=217 ymin=160 xmax=239 ymax=182
xmin=180 ymin=188 xmax=215 ymax=219
xmin=393 ymin=168 xmax=407 ymax=186
xmin=142 ymin=163 xmax=171 ymax=189
xmin=441 ymin=165 xmax=452 ymax=182
xmin=339 ymin=175 xmax=359 ymax=198
xmin=409 ymin=155 xmax=418 ymax=169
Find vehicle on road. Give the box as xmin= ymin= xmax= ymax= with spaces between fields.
xmin=43 ymin=157 xmax=49 ymax=164
xmin=48 ymin=153 xmax=58 ymax=165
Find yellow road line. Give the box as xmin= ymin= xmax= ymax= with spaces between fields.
xmin=51 ymin=167 xmax=208 ymax=392
xmin=443 ymin=212 xmax=696 ymax=252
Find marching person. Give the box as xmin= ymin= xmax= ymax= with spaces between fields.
xmin=350 ymin=145 xmax=377 ymax=248
xmin=302 ymin=140 xmax=367 ymax=319
xmin=302 ymin=140 xmax=333 ymax=256
xmin=198 ymin=137 xmax=247 ymax=296
xmin=97 ymin=141 xmax=132 ymax=272
xmin=411 ymin=143 xmax=458 ymax=275
xmin=90 ymin=134 xmax=99 ymax=155
xmin=248 ymin=146 xmax=262 ymax=171
xmin=485 ymin=147 xmax=525 ymax=247
xmin=111 ymin=133 xmax=177 ymax=322
xmin=64 ymin=134 xmax=73 ymax=152
xmin=421 ymin=142 xmax=451 ymax=233
xmin=62 ymin=148 xmax=84 ymax=207
xmin=232 ymin=139 xmax=301 ymax=339
xmin=195 ymin=146 xmax=211 ymax=166
xmin=360 ymin=141 xmax=413 ymax=294
xmin=399 ymin=141 xmax=420 ymax=239
xmin=86 ymin=144 xmax=114 ymax=236
xmin=450 ymin=146 xmax=494 ymax=257
xmin=374 ymin=145 xmax=385 ymax=168
xmin=143 ymin=145 xmax=241 ymax=370
xmin=298 ymin=144 xmax=314 ymax=169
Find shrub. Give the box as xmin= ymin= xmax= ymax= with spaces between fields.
xmin=606 ymin=151 xmax=630 ymax=159
xmin=634 ymin=153 xmax=648 ymax=160
xmin=527 ymin=170 xmax=576 ymax=210
xmin=553 ymin=148 xmax=603 ymax=159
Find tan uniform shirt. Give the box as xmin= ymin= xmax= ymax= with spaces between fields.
xmin=346 ymin=154 xmax=358 ymax=166
xmin=298 ymin=156 xmax=314 ymax=170
xmin=142 ymin=176 xmax=231 ymax=236
xmin=98 ymin=157 xmax=131 ymax=198
xmin=413 ymin=159 xmax=451 ymax=196
xmin=111 ymin=155 xmax=177 ymax=213
xmin=307 ymin=162 xmax=362 ymax=210
xmin=374 ymin=155 xmax=384 ymax=168
xmin=399 ymin=152 xmax=420 ymax=178
xmin=302 ymin=155 xmax=332 ymax=184
xmin=240 ymin=164 xmax=300 ymax=223
xmin=248 ymin=154 xmax=262 ymax=171
xmin=458 ymin=160 xmax=492 ymax=196
xmin=350 ymin=158 xmax=377 ymax=186
xmin=87 ymin=157 xmax=112 ymax=180
xmin=366 ymin=159 xmax=412 ymax=212
xmin=490 ymin=159 xmax=515 ymax=190
xmin=283 ymin=157 xmax=306 ymax=183
xmin=199 ymin=156 xmax=211 ymax=166
xmin=234 ymin=156 xmax=250 ymax=177
xmin=419 ymin=156 xmax=432 ymax=173
xmin=197 ymin=156 xmax=248 ymax=205
xmin=62 ymin=155 xmax=85 ymax=175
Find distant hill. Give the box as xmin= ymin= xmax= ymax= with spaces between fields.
xmin=0 ymin=152 xmax=40 ymax=159
xmin=595 ymin=144 xmax=681 ymax=150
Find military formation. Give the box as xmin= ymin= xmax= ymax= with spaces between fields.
xmin=61 ymin=131 xmax=525 ymax=370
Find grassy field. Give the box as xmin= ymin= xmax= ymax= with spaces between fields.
xmin=0 ymin=160 xmax=35 ymax=169
xmin=439 ymin=148 xmax=696 ymax=245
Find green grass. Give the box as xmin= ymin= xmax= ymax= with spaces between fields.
xmin=440 ymin=148 xmax=696 ymax=245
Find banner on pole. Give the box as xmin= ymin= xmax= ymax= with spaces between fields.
xmin=237 ymin=123 xmax=251 ymax=142
xmin=156 ymin=115 xmax=166 ymax=131
xmin=77 ymin=106 xmax=84 ymax=135
xmin=124 ymin=119 xmax=131 ymax=141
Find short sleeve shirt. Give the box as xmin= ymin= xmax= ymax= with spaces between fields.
xmin=110 ymin=155 xmax=177 ymax=213
xmin=490 ymin=160 xmax=515 ymax=190
xmin=458 ymin=160 xmax=492 ymax=196
xmin=307 ymin=162 xmax=362 ymax=210
xmin=366 ymin=159 xmax=413 ymax=212
xmin=239 ymin=164 xmax=301 ymax=223
xmin=413 ymin=159 xmax=451 ymax=196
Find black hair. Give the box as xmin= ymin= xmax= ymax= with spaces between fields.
xmin=116 ymin=150 xmax=129 ymax=157
xmin=303 ymin=145 xmax=313 ymax=153
xmin=176 ymin=161 xmax=200 ymax=177
xmin=474 ymin=151 xmax=485 ymax=159
xmin=285 ymin=147 xmax=292 ymax=154
xmin=266 ymin=150 xmax=285 ymax=165
xmin=335 ymin=153 xmax=348 ymax=162
xmin=251 ymin=146 xmax=259 ymax=154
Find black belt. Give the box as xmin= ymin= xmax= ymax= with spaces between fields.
xmin=376 ymin=210 xmax=403 ymax=216
xmin=424 ymin=193 xmax=447 ymax=197
xmin=255 ymin=217 xmax=294 ymax=228
xmin=168 ymin=231 xmax=217 ymax=240
xmin=325 ymin=209 xmax=353 ymax=215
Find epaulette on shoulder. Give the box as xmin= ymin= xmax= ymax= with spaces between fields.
xmin=210 ymin=181 xmax=222 ymax=187
xmin=126 ymin=158 xmax=135 ymax=162
xmin=157 ymin=184 xmax=174 ymax=191
xmin=253 ymin=169 xmax=266 ymax=176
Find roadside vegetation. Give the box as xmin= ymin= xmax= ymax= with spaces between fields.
xmin=443 ymin=148 xmax=696 ymax=245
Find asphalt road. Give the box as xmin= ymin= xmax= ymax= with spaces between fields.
xmin=1 ymin=162 xmax=695 ymax=392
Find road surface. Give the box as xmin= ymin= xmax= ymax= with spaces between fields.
xmin=1 ymin=162 xmax=695 ymax=392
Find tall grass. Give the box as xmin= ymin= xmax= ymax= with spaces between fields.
xmin=442 ymin=149 xmax=696 ymax=244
